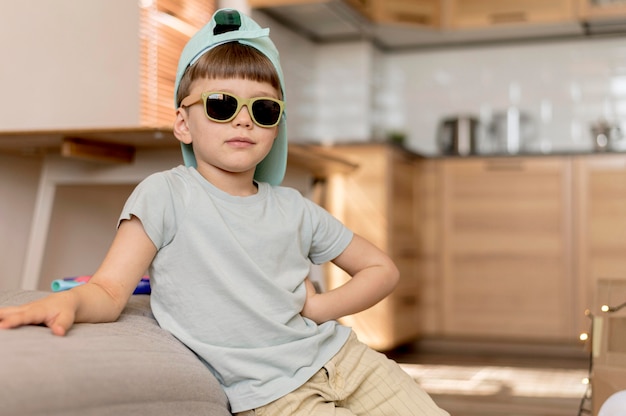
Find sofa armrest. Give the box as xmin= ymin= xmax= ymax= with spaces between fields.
xmin=0 ymin=290 xmax=231 ymax=416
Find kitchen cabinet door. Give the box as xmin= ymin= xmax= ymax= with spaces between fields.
xmin=446 ymin=0 xmax=578 ymax=29
xmin=324 ymin=144 xmax=422 ymax=351
xmin=346 ymin=0 xmax=441 ymax=27
xmin=574 ymin=155 xmax=626 ymax=335
xmin=440 ymin=157 xmax=575 ymax=340
xmin=413 ymin=158 xmax=444 ymax=335
xmin=578 ymin=0 xmax=626 ymax=20
xmin=250 ymin=0 xmax=440 ymax=27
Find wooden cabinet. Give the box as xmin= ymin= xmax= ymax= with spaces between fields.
xmin=431 ymin=154 xmax=626 ymax=342
xmin=324 ymin=144 xmax=422 ymax=351
xmin=574 ymin=154 xmax=626 ymax=335
xmin=346 ymin=0 xmax=441 ymax=27
xmin=440 ymin=157 xmax=575 ymax=340
xmin=319 ymin=150 xmax=626 ymax=345
xmin=252 ymin=0 xmax=579 ymax=29
xmin=248 ymin=0 xmax=322 ymax=6
xmin=445 ymin=0 xmax=578 ymax=29
xmin=578 ymin=0 xmax=626 ymax=20
xmin=249 ymin=0 xmax=589 ymax=47
xmin=413 ymin=158 xmax=444 ymax=335
xmin=250 ymin=0 xmax=441 ymax=27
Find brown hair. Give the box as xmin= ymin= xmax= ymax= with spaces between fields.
xmin=176 ymin=42 xmax=282 ymax=107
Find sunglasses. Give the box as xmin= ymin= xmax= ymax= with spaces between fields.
xmin=180 ymin=91 xmax=284 ymax=128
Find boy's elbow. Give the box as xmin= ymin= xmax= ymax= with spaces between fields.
xmin=386 ymin=259 xmax=401 ymax=292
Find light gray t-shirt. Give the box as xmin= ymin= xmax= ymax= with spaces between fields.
xmin=119 ymin=166 xmax=353 ymax=412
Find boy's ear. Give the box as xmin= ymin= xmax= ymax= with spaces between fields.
xmin=173 ymin=108 xmax=193 ymax=145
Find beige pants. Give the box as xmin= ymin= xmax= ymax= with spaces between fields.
xmin=235 ymin=332 xmax=449 ymax=416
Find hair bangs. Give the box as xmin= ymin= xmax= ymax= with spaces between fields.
xmin=176 ymin=42 xmax=282 ymax=106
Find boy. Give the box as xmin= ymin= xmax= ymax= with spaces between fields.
xmin=0 ymin=9 xmax=448 ymax=416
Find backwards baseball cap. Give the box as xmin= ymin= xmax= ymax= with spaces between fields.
xmin=174 ymin=8 xmax=287 ymax=186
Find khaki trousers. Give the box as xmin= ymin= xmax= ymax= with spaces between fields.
xmin=235 ymin=331 xmax=449 ymax=416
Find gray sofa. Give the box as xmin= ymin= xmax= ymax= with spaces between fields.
xmin=0 ymin=290 xmax=231 ymax=416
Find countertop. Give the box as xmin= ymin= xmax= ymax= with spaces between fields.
xmin=1 ymin=128 xmax=624 ymax=173
xmin=422 ymin=149 xmax=626 ymax=159
xmin=0 ymin=127 xmax=358 ymax=180
xmin=300 ymin=140 xmax=626 ymax=159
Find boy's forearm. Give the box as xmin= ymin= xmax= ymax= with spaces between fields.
xmin=71 ymin=282 xmax=127 ymax=323
xmin=71 ymin=216 xmax=156 ymax=324
xmin=304 ymin=266 xmax=399 ymax=324
xmin=302 ymin=233 xmax=401 ymax=324
xmin=0 ymin=281 xmax=128 ymax=336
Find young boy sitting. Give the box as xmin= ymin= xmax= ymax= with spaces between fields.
xmin=0 ymin=8 xmax=449 ymax=416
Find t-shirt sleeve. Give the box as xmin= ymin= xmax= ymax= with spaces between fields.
xmin=118 ymin=172 xmax=180 ymax=249
xmin=303 ymin=198 xmax=353 ymax=265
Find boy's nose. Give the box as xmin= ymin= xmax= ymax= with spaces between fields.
xmin=232 ymin=104 xmax=253 ymax=127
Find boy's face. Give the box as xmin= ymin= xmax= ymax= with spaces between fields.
xmin=174 ymin=77 xmax=280 ymax=185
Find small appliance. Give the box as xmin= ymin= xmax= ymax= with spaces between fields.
xmin=436 ymin=115 xmax=479 ymax=156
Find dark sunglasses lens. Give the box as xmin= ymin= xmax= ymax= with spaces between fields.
xmin=252 ymin=100 xmax=281 ymax=126
xmin=205 ymin=93 xmax=238 ymax=120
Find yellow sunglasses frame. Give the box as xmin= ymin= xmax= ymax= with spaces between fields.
xmin=180 ymin=91 xmax=284 ymax=128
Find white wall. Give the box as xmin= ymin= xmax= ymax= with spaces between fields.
xmin=38 ymin=184 xmax=136 ymax=291
xmin=253 ymin=12 xmax=375 ymax=145
xmin=380 ymin=37 xmax=626 ymax=155
xmin=0 ymin=0 xmax=141 ymax=130
xmin=0 ymin=155 xmax=41 ymax=291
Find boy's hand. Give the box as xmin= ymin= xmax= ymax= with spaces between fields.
xmin=301 ymin=278 xmax=323 ymax=324
xmin=0 ymin=291 xmax=78 ymax=336
xmin=301 ymin=234 xmax=399 ymax=325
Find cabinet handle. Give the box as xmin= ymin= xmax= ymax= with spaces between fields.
xmin=395 ymin=13 xmax=433 ymax=26
xmin=489 ymin=11 xmax=527 ymax=24
xmin=396 ymin=248 xmax=415 ymax=258
xmin=483 ymin=160 xmax=525 ymax=171
xmin=398 ymin=295 xmax=417 ymax=307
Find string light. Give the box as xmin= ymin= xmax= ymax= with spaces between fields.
xmin=601 ymin=301 xmax=626 ymax=313
xmin=578 ymin=300 xmax=626 ymax=415
xmin=577 ymin=309 xmax=593 ymax=416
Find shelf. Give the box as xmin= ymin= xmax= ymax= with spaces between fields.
xmin=0 ymin=127 xmax=357 ymax=179
xmin=0 ymin=127 xmax=177 ymax=156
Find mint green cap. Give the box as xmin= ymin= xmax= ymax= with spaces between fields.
xmin=174 ymin=8 xmax=287 ymax=186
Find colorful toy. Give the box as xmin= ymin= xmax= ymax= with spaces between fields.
xmin=51 ymin=275 xmax=151 ymax=295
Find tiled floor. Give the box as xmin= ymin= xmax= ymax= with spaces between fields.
xmin=387 ymin=339 xmax=590 ymax=416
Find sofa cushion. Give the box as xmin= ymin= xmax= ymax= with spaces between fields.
xmin=0 ymin=290 xmax=231 ymax=416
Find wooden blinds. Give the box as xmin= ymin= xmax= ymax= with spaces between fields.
xmin=139 ymin=0 xmax=215 ymax=128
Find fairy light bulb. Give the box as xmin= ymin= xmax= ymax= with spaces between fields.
xmin=580 ymin=333 xmax=589 ymax=341
xmin=601 ymin=305 xmax=610 ymax=312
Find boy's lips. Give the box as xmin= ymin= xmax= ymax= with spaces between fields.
xmin=226 ymin=138 xmax=255 ymax=147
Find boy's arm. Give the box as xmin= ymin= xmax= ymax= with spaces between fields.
xmin=301 ymin=233 xmax=399 ymax=324
xmin=0 ymin=216 xmax=156 ymax=336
